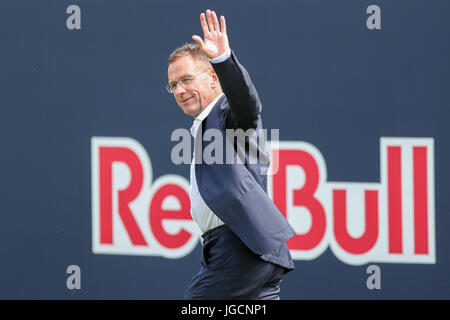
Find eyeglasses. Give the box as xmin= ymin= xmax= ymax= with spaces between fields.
xmin=166 ymin=69 xmax=211 ymax=94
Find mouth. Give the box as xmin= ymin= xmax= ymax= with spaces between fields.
xmin=181 ymin=96 xmax=193 ymax=103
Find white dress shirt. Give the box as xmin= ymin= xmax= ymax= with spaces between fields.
xmin=189 ymin=49 xmax=231 ymax=234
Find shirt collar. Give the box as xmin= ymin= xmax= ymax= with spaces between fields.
xmin=190 ymin=93 xmax=224 ymax=137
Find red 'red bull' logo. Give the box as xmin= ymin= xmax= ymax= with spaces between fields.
xmin=91 ymin=137 xmax=435 ymax=265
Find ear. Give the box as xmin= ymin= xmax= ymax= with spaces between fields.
xmin=210 ymin=70 xmax=219 ymax=88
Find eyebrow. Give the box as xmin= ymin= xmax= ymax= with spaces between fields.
xmin=168 ymin=74 xmax=193 ymax=85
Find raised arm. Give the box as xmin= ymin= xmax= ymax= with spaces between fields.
xmin=192 ymin=10 xmax=262 ymax=130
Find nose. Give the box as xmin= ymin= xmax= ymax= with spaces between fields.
xmin=174 ymin=84 xmax=187 ymax=96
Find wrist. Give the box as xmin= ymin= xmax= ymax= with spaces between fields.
xmin=210 ymin=48 xmax=231 ymax=64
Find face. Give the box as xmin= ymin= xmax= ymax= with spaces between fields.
xmin=168 ymin=55 xmax=218 ymax=118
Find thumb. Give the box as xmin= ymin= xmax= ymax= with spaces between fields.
xmin=192 ymin=35 xmax=204 ymax=49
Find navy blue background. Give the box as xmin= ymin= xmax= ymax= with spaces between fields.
xmin=0 ymin=0 xmax=449 ymax=299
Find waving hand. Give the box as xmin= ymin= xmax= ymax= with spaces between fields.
xmin=192 ymin=10 xmax=230 ymax=59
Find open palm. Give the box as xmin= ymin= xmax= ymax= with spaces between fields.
xmin=192 ymin=10 xmax=230 ymax=59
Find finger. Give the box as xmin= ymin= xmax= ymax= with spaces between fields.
xmin=206 ymin=9 xmax=215 ymax=31
xmin=220 ymin=15 xmax=226 ymax=34
xmin=199 ymin=12 xmax=209 ymax=34
xmin=211 ymin=11 xmax=220 ymax=32
xmin=192 ymin=35 xmax=205 ymax=49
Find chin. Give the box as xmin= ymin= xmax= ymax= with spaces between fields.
xmin=181 ymin=109 xmax=194 ymax=117
xmin=183 ymin=106 xmax=199 ymax=117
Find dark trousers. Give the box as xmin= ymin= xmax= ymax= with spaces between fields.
xmin=184 ymin=225 xmax=285 ymax=300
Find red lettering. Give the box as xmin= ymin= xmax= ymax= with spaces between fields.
xmin=272 ymin=149 xmax=326 ymax=250
xmin=149 ymin=184 xmax=192 ymax=249
xmin=387 ymin=146 xmax=402 ymax=253
xmin=99 ymin=147 xmax=147 ymax=246
xmin=413 ymin=146 xmax=428 ymax=254
xmin=333 ymin=189 xmax=379 ymax=254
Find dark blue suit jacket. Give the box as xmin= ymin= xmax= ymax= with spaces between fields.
xmin=194 ymin=50 xmax=295 ymax=271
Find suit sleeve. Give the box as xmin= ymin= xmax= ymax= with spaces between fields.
xmin=211 ymin=50 xmax=262 ymax=131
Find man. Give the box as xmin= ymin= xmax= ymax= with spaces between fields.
xmin=167 ymin=9 xmax=296 ymax=300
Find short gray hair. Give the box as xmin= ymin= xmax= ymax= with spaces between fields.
xmin=168 ymin=43 xmax=210 ymax=66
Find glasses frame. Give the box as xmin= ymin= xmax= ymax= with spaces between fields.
xmin=166 ymin=69 xmax=211 ymax=94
